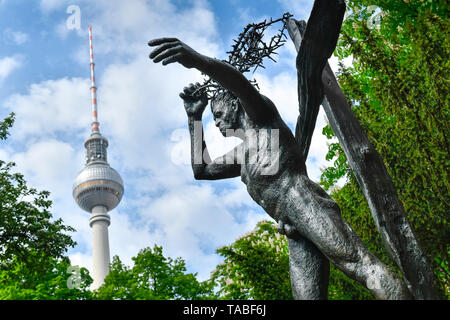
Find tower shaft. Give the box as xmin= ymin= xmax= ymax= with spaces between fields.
xmin=90 ymin=205 xmax=111 ymax=290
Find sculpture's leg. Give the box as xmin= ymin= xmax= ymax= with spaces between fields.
xmin=284 ymin=176 xmax=412 ymax=300
xmin=288 ymin=237 xmax=329 ymax=299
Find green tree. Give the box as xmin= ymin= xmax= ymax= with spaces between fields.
xmin=0 ymin=257 xmax=92 ymax=300
xmin=212 ymin=220 xmax=292 ymax=300
xmin=212 ymin=220 xmax=373 ymax=300
xmin=320 ymin=0 xmax=449 ymax=298
xmin=0 ymin=113 xmax=92 ymax=299
xmin=94 ymin=245 xmax=216 ymax=300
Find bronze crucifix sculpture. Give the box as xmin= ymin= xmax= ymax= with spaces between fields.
xmin=148 ymin=0 xmax=438 ymax=299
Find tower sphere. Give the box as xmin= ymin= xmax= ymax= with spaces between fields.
xmin=73 ymin=158 xmax=124 ymax=213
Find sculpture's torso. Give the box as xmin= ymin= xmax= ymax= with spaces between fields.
xmin=239 ymin=116 xmax=356 ymax=264
xmin=238 ymin=115 xmax=339 ymax=239
xmin=238 ymin=116 xmax=301 ymax=218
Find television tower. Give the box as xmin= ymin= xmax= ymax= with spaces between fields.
xmin=73 ymin=26 xmax=124 ymax=290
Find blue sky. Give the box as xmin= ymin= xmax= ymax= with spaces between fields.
xmin=0 ymin=0 xmax=347 ymax=282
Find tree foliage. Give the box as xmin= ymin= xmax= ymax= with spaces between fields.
xmin=0 ymin=114 xmax=92 ymax=299
xmin=212 ymin=220 xmax=373 ymax=300
xmin=212 ymin=220 xmax=292 ymax=300
xmin=94 ymin=245 xmax=216 ymax=300
xmin=0 ymin=257 xmax=92 ymax=300
xmin=319 ymin=0 xmax=449 ymax=298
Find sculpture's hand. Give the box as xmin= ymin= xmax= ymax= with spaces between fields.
xmin=148 ymin=38 xmax=200 ymax=69
xmin=278 ymin=219 xmax=300 ymax=240
xmin=179 ymin=83 xmax=208 ymax=118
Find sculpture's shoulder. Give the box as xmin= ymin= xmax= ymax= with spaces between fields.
xmin=260 ymin=94 xmax=280 ymax=118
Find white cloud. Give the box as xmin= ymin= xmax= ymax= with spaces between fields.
xmin=305 ymin=107 xmax=339 ymax=182
xmin=69 ymin=252 xmax=93 ymax=272
xmin=10 ymin=140 xmax=81 ymax=198
xmin=4 ymin=77 xmax=90 ymax=141
xmin=329 ymin=54 xmax=353 ymax=74
xmin=39 ymin=0 xmax=70 ymax=13
xmin=4 ymin=29 xmax=29 ymax=45
xmin=255 ymin=71 xmax=299 ymax=126
xmin=55 ymin=19 xmax=84 ymax=39
xmin=0 ymin=55 xmax=23 ymax=81
xmin=63 ymin=0 xmax=219 ymax=61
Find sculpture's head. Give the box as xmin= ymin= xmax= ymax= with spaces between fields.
xmin=211 ymin=91 xmax=243 ymax=137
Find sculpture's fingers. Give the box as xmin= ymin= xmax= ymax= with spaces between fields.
xmin=148 ymin=38 xmax=178 ymax=47
xmin=183 ymin=85 xmax=194 ymax=94
xmin=192 ymin=83 xmax=203 ymax=97
xmin=153 ymin=46 xmax=182 ymax=63
xmin=162 ymin=52 xmax=183 ymax=66
xmin=149 ymin=41 xmax=179 ymax=59
xmin=180 ymin=87 xmax=195 ymax=98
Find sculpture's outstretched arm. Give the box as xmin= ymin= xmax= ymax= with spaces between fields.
xmin=148 ymin=38 xmax=278 ymax=125
xmin=181 ymin=83 xmax=242 ymax=180
xmin=294 ymin=0 xmax=346 ymax=160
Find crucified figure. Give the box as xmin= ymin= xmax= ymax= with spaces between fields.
xmin=148 ymin=1 xmax=412 ymax=300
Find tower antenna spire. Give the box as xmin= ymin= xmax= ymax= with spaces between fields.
xmin=89 ymin=26 xmax=99 ymax=133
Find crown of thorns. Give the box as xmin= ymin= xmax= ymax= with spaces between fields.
xmin=193 ymin=12 xmax=293 ymax=101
